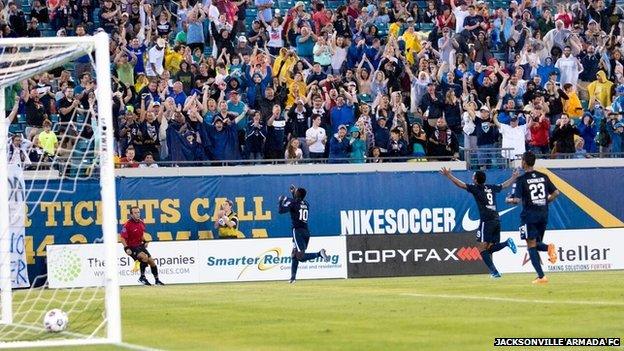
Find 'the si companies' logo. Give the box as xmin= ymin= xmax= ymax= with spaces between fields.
xmin=50 ymin=249 xmax=82 ymax=283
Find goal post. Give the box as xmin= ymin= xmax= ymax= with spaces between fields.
xmin=0 ymin=32 xmax=121 ymax=348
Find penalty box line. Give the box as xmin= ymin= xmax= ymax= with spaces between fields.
xmin=401 ymin=293 xmax=624 ymax=306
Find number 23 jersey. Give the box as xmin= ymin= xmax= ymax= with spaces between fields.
xmin=513 ymin=171 xmax=557 ymax=224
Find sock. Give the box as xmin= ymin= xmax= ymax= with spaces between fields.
xmin=290 ymin=258 xmax=299 ymax=280
xmin=489 ymin=241 xmax=508 ymax=253
xmin=140 ymin=262 xmax=147 ymax=277
xmin=150 ymin=265 xmax=159 ymax=279
xmin=536 ymin=242 xmax=549 ymax=251
xmin=528 ymin=247 xmax=544 ymax=278
xmin=480 ymin=250 xmax=498 ymax=275
xmin=301 ymin=252 xmax=320 ymax=262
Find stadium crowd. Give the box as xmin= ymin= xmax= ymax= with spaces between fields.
xmin=4 ymin=0 xmax=624 ymax=168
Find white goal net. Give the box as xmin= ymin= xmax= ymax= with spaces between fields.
xmin=0 ymin=33 xmax=120 ymax=348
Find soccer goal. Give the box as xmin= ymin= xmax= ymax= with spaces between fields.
xmin=0 ymin=33 xmax=121 ymax=348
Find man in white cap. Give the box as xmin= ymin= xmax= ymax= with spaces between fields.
xmin=146 ymin=38 xmax=166 ymax=78
xmin=235 ymin=36 xmax=252 ymax=56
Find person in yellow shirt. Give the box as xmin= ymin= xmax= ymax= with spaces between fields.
xmin=563 ymin=83 xmax=583 ymax=118
xmin=285 ymin=71 xmax=307 ymax=108
xmin=587 ymin=70 xmax=614 ymax=109
xmin=38 ymin=120 xmax=58 ymax=157
xmin=165 ymin=45 xmax=185 ymax=76
xmin=402 ymin=24 xmax=423 ymax=65
xmin=388 ymin=18 xmax=405 ymax=38
xmin=214 ymin=199 xmax=244 ymax=239
xmin=272 ymin=48 xmax=298 ymax=81
xmin=135 ymin=73 xmax=149 ymax=93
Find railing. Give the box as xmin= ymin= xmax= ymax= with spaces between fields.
xmin=19 ymin=150 xmax=624 ymax=180
xmin=463 ymin=148 xmax=517 ymax=170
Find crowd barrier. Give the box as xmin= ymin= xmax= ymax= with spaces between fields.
xmin=47 ymin=228 xmax=622 ymax=288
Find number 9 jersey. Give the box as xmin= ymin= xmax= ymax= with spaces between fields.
xmin=513 ymin=170 xmax=557 ymax=224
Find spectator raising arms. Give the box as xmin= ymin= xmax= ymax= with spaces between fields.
xmin=3 ymin=0 xmax=624 ymax=169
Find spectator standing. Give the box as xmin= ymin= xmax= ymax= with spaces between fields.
xmin=245 ymin=111 xmax=267 ymax=161
xmin=555 ymin=46 xmax=583 ymax=88
xmin=23 ymin=87 xmax=47 ymax=140
xmin=265 ymin=105 xmax=287 ymax=159
xmin=348 ymin=126 xmax=366 ymax=163
xmin=551 ymin=114 xmax=580 ymax=155
xmin=329 ymin=125 xmax=351 ymax=163
xmin=473 ymin=105 xmax=500 ymax=166
xmin=578 ymin=114 xmax=597 ymax=153
xmin=424 ymin=117 xmax=459 ymax=160
xmin=305 ymin=114 xmax=327 ymax=160
xmin=26 ymin=18 xmax=41 ymax=37
xmin=387 ymin=127 xmax=408 ymax=161
xmin=119 ymin=146 xmax=140 ymax=168
xmin=527 ymin=110 xmax=551 ymax=155
xmin=146 ymin=38 xmax=167 ymax=78
xmin=287 ymin=98 xmax=311 ymax=158
xmin=30 ymin=0 xmax=49 ymax=23
xmin=207 ymin=116 xmax=241 ymax=162
xmin=493 ymin=113 xmax=526 ymax=160
xmin=285 ymin=138 xmax=304 ymax=164
xmin=330 ymin=94 xmax=355 ymax=133
xmin=37 ymin=120 xmax=58 ymax=159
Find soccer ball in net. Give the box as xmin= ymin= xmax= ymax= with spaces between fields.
xmin=43 ymin=309 xmax=69 ymax=332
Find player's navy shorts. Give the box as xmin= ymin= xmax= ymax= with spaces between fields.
xmin=520 ymin=221 xmax=547 ymax=241
xmin=292 ymin=227 xmax=310 ymax=253
xmin=128 ymin=244 xmax=151 ymax=260
xmin=476 ymin=220 xmax=501 ymax=243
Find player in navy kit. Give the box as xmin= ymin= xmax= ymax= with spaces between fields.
xmin=279 ymin=185 xmax=330 ymax=283
xmin=440 ymin=167 xmax=519 ymax=278
xmin=506 ymin=151 xmax=559 ymax=284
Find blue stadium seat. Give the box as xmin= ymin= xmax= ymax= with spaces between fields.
xmin=8 ymin=124 xmax=23 ymax=135
xmin=358 ymin=94 xmax=372 ymax=103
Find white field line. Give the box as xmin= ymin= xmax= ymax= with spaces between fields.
xmin=0 ymin=323 xmax=164 ymax=351
xmin=402 ymin=293 xmax=624 ymax=306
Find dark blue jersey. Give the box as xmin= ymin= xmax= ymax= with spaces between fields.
xmin=466 ymin=183 xmax=503 ymax=222
xmin=279 ymin=197 xmax=309 ymax=230
xmin=513 ymin=170 xmax=557 ymax=224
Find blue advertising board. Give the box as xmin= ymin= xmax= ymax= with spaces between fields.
xmin=22 ymin=168 xmax=623 ymax=280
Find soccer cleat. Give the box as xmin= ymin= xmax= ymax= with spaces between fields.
xmin=319 ymin=249 xmax=330 ymax=263
xmin=131 ymin=260 xmax=140 ymax=272
xmin=507 ymin=238 xmax=517 ymax=254
xmin=490 ymin=272 xmax=502 ymax=278
xmin=138 ymin=276 xmax=152 ymax=286
xmin=154 ymin=279 xmax=165 ymax=286
xmin=547 ymin=243 xmax=557 ymax=264
xmin=289 ymin=279 xmax=296 ymax=284
xmin=532 ymin=276 xmax=549 ymax=284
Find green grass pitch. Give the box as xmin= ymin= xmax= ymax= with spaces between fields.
xmin=9 ymin=271 xmax=624 ymax=351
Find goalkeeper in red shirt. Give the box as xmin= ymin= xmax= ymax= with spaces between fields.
xmin=120 ymin=206 xmax=164 ymax=286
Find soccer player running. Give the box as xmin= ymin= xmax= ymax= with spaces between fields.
xmin=120 ymin=206 xmax=164 ymax=286
xmin=506 ymin=151 xmax=559 ymax=284
xmin=279 ymin=185 xmax=330 ymax=284
xmin=440 ymin=167 xmax=519 ymax=278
